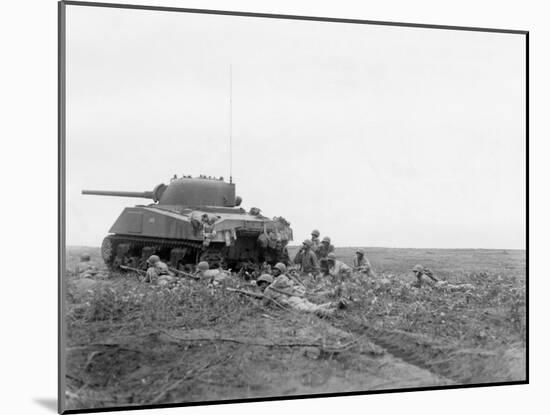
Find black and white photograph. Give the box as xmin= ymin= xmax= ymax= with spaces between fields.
xmin=59 ymin=1 xmax=527 ymax=413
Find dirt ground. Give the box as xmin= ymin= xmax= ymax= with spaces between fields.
xmin=63 ymin=246 xmax=526 ymax=410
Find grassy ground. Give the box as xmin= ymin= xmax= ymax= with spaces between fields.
xmin=64 ymin=246 xmax=526 ymax=410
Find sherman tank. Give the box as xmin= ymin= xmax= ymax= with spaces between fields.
xmin=82 ymin=175 xmax=293 ymax=271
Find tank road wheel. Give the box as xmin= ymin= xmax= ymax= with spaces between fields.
xmin=101 ymin=236 xmax=116 ymax=270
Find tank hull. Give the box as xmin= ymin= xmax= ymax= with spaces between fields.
xmin=101 ymin=205 xmax=292 ymax=270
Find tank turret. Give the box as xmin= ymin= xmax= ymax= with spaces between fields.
xmin=82 ymin=177 xmax=236 ymax=207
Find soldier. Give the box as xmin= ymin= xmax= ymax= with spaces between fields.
xmin=76 ymin=253 xmax=111 ymax=279
xmin=263 ymin=263 xmax=336 ymax=316
xmin=195 ymin=261 xmax=211 ymax=279
xmin=326 ymin=252 xmax=352 ymax=281
xmin=411 ymin=264 xmax=436 ymax=288
xmin=316 ymin=236 xmax=335 ymax=275
xmin=271 ymin=262 xmax=288 ymax=278
xmin=353 ymin=249 xmax=377 ymax=278
xmin=195 ymin=261 xmax=230 ymax=285
xmin=256 ymin=274 xmax=274 ymax=292
xmin=310 ymin=229 xmax=321 ymax=252
xmin=145 ymin=255 xmax=174 ymax=284
xmin=190 ymin=211 xmax=203 ymax=235
xmin=293 ymin=240 xmax=320 ymax=274
xmin=76 ymin=253 xmax=94 ymax=274
xmin=202 ymin=216 xmax=217 ymax=248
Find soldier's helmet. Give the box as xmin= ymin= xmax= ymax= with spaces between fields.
xmin=327 ymin=252 xmax=337 ymax=261
xmin=311 ymin=229 xmax=320 ymax=237
xmin=322 ymin=236 xmax=331 ymax=244
xmin=274 ymin=262 xmax=287 ymax=273
xmin=257 ymin=274 xmax=274 ymax=284
xmin=412 ymin=264 xmax=424 ymax=273
xmin=302 ymin=239 xmax=313 ymax=248
xmin=80 ymin=253 xmax=91 ymax=261
xmin=356 ymin=248 xmax=365 ymax=255
xmin=197 ymin=261 xmax=210 ymax=271
xmin=147 ymin=255 xmax=160 ymax=265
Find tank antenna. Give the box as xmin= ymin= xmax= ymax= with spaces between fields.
xmin=229 ymin=63 xmax=233 ymax=184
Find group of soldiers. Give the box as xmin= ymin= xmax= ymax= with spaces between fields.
xmin=294 ymin=229 xmax=376 ymax=280
xmin=74 ymin=227 xmax=459 ymax=317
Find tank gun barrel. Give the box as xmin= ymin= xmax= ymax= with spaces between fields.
xmin=82 ymin=183 xmax=168 ymax=202
xmin=82 ymin=190 xmax=155 ymax=199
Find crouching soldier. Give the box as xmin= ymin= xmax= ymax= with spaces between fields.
xmin=264 ymin=262 xmax=338 ymax=316
xmin=353 ymin=249 xmax=377 ymax=278
xmin=326 ymin=253 xmax=352 ymax=281
xmin=145 ymin=255 xmax=175 ymax=285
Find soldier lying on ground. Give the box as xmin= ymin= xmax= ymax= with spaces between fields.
xmin=194 ymin=261 xmax=231 ymax=285
xmin=145 ymin=255 xmax=175 ymax=285
xmin=256 ymin=273 xmax=274 ymax=291
xmin=263 ymin=263 xmax=340 ymax=316
xmin=410 ymin=265 xmax=474 ymax=292
xmin=75 ymin=253 xmax=109 ymax=279
xmin=353 ymin=249 xmax=377 ymax=278
xmin=411 ymin=264 xmax=438 ymax=288
xmin=434 ymin=280 xmax=475 ymax=292
xmin=75 ymin=253 xmax=96 ymax=276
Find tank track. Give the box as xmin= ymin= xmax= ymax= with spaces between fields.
xmin=102 ymin=234 xmax=228 ymax=270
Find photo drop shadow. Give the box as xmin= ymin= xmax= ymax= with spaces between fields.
xmin=34 ymin=398 xmax=57 ymax=413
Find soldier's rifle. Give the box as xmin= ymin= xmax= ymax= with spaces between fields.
xmin=119 ymin=265 xmax=146 ymax=281
xmin=225 ymin=287 xmax=290 ymax=311
xmin=423 ymin=269 xmax=439 ymax=282
xmin=287 ymin=270 xmax=305 ymax=286
xmin=226 ymin=287 xmax=264 ymax=299
xmin=168 ymin=267 xmax=200 ymax=280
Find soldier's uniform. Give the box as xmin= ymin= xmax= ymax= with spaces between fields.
xmin=264 ymin=273 xmax=335 ymax=316
xmin=145 ymin=255 xmax=173 ymax=284
xmin=327 ymin=254 xmax=352 ymax=280
xmin=202 ymin=218 xmax=217 ymax=248
xmin=316 ymin=237 xmax=335 ymax=275
xmin=194 ymin=261 xmax=230 ymax=284
xmin=310 ymin=229 xmax=321 ymax=252
xmin=353 ymin=249 xmax=376 ymax=278
xmin=316 ymin=239 xmax=335 ymax=259
xmin=75 ymin=253 xmax=99 ymax=278
xmin=293 ymin=240 xmax=320 ymax=273
xmin=411 ymin=264 xmax=435 ymax=288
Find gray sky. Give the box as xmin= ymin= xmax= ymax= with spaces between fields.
xmin=65 ymin=5 xmax=526 ymax=249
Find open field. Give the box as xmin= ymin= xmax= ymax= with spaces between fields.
xmin=64 ymin=246 xmax=526 ymax=411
